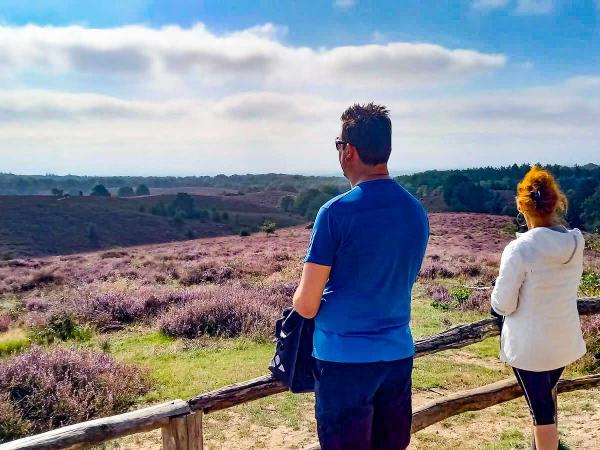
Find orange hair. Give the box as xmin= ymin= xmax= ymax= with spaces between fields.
xmin=516 ymin=166 xmax=567 ymax=219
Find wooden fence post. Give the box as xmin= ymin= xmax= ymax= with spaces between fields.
xmin=161 ymin=412 xmax=203 ymax=450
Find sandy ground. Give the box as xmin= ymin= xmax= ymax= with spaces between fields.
xmin=96 ymin=384 xmax=600 ymax=450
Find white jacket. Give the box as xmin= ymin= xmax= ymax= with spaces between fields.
xmin=491 ymin=227 xmax=586 ymax=371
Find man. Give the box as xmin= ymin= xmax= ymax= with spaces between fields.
xmin=293 ymin=103 xmax=429 ymax=450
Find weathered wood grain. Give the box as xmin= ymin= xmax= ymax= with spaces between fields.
xmin=188 ymin=375 xmax=288 ymax=413
xmin=0 ymin=400 xmax=190 ymax=450
xmin=413 ymin=373 xmax=600 ymax=432
xmin=185 ymin=413 xmax=203 ymax=450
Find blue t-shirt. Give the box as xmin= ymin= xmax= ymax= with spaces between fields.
xmin=304 ymin=178 xmax=429 ymax=363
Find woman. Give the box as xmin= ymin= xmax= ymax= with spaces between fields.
xmin=491 ymin=166 xmax=586 ymax=450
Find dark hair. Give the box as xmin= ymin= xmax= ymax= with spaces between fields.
xmin=341 ymin=103 xmax=391 ymax=165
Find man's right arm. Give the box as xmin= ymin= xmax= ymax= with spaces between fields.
xmin=293 ymin=206 xmax=338 ymax=318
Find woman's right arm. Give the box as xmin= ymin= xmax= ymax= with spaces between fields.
xmin=491 ymin=242 xmax=525 ymax=316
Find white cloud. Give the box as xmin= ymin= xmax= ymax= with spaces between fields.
xmin=0 ymin=22 xmax=596 ymax=175
xmin=334 ymin=0 xmax=357 ymax=9
xmin=0 ymin=89 xmax=187 ymax=122
xmin=472 ymin=0 xmax=510 ymax=11
xmin=0 ymin=75 xmax=598 ymax=175
xmin=0 ymin=23 xmax=505 ymax=90
xmin=515 ymin=0 xmax=554 ymax=15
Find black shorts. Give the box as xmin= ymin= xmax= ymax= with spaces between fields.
xmin=513 ymin=367 xmax=564 ymax=426
xmin=314 ymin=357 xmax=413 ymax=450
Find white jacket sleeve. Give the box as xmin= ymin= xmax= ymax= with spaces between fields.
xmin=491 ymin=242 xmax=525 ymax=316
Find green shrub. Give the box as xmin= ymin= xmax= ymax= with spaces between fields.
xmin=135 ymin=184 xmax=150 ymax=196
xmin=239 ymin=229 xmax=251 ymax=237
xmin=579 ymin=271 xmax=600 ymax=297
xmin=117 ymin=186 xmax=135 ymax=197
xmin=30 ymin=313 xmax=91 ymax=345
xmin=450 ymin=287 xmax=472 ymax=305
xmin=572 ymin=335 xmax=600 ymax=374
xmin=260 ymin=219 xmax=277 ymax=235
xmin=90 ymin=184 xmax=110 ymax=197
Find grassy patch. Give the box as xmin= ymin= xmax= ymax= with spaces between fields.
xmin=464 ymin=336 xmax=501 ymax=359
xmin=100 ymin=330 xmax=275 ymax=402
xmin=411 ymin=284 xmax=485 ymax=338
xmin=414 ymin=354 xmax=505 ymax=390
xmin=0 ymin=328 xmax=30 ymax=357
xmin=479 ymin=429 xmax=526 ymax=449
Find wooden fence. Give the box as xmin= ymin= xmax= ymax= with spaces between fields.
xmin=1 ymin=297 xmax=599 ymax=450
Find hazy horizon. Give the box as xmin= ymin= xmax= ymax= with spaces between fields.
xmin=2 ymin=162 xmax=599 ymax=180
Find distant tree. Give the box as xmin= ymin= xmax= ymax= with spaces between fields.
xmin=150 ymin=202 xmax=168 ymax=216
xmin=135 ymin=184 xmax=150 ymax=196
xmin=185 ymin=229 xmax=196 ymax=239
xmin=117 ymin=186 xmax=135 ymax=197
xmin=196 ymin=209 xmax=210 ymax=221
xmin=170 ymin=193 xmax=195 ymax=218
xmin=211 ymin=209 xmax=221 ymax=222
xmin=582 ymin=188 xmax=600 ymax=233
xmin=51 ymin=188 xmax=64 ymax=196
xmin=293 ymin=188 xmax=322 ymax=216
xmin=260 ymin=219 xmax=277 ymax=235
xmin=305 ymin=192 xmax=332 ymax=220
xmin=90 ymin=185 xmax=110 ymax=197
xmin=280 ymin=195 xmax=294 ymax=212
xmin=239 ymin=229 xmax=251 ymax=237
xmin=221 ymin=211 xmax=230 ymax=222
xmin=320 ymin=184 xmax=343 ymax=196
xmin=173 ymin=210 xmax=186 ymax=226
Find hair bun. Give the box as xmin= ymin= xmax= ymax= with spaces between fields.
xmin=516 ymin=166 xmax=567 ymax=218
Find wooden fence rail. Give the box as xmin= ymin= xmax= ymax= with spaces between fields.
xmin=2 ymin=297 xmax=599 ymax=450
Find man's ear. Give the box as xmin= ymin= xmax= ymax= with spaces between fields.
xmin=345 ymin=144 xmax=357 ymax=161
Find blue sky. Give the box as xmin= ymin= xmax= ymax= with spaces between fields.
xmin=0 ymin=1 xmax=599 ymax=175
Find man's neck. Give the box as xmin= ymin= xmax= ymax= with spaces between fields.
xmin=350 ymin=168 xmax=390 ymax=188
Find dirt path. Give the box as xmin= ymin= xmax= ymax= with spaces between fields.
xmin=99 ymin=388 xmax=600 ymax=449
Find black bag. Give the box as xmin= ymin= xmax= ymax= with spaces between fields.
xmin=268 ymin=307 xmax=316 ymax=393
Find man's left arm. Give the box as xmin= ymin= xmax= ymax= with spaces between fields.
xmin=293 ymin=262 xmax=331 ymax=319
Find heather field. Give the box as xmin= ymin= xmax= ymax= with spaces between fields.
xmin=1 ymin=212 xmax=599 ymax=449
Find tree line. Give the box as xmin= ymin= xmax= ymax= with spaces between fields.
xmin=395 ymin=163 xmax=600 ymax=232
xmin=0 ymin=173 xmax=345 ymax=196
xmin=280 ymin=164 xmax=600 ymax=232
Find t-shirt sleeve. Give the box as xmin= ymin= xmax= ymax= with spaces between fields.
xmin=304 ymin=206 xmax=338 ymax=266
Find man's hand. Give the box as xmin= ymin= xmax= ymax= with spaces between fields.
xmin=292 ymin=262 xmax=331 ymax=319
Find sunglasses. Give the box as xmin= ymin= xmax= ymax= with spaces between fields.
xmin=335 ymin=138 xmax=348 ymax=152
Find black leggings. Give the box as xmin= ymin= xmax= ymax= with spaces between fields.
xmin=513 ymin=367 xmax=564 ymax=426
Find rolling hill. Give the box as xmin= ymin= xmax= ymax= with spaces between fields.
xmin=0 ymin=192 xmax=305 ymax=258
